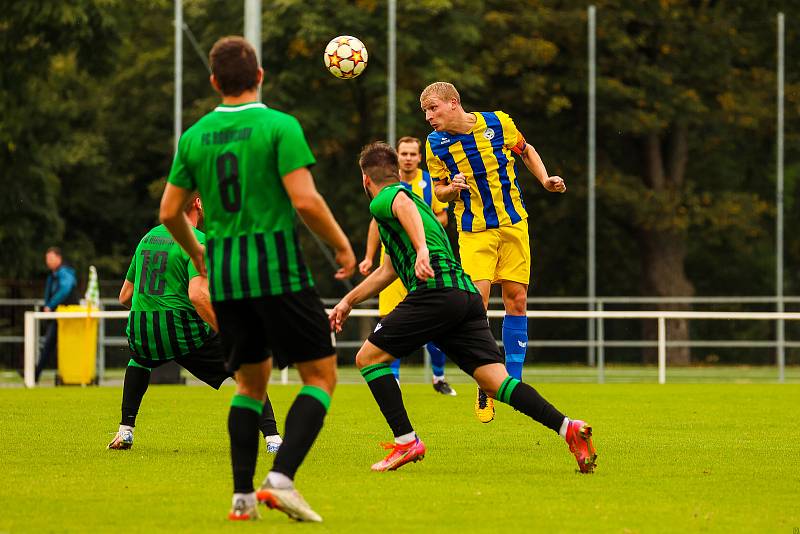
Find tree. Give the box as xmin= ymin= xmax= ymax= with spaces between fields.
xmin=0 ymin=1 xmax=119 ymax=281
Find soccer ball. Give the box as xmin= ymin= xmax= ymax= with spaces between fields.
xmin=323 ymin=35 xmax=368 ymax=79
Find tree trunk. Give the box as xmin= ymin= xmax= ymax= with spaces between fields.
xmin=639 ymin=125 xmax=694 ymax=365
xmin=638 ymin=229 xmax=695 ymax=365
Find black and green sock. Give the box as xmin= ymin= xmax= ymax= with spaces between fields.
xmin=360 ymin=363 xmax=413 ymax=437
xmin=271 ymin=385 xmax=331 ymax=480
xmin=120 ymin=359 xmax=151 ymax=427
xmin=259 ymin=396 xmax=279 ymax=437
xmin=228 ymin=393 xmax=263 ymax=493
xmin=496 ymin=376 xmax=565 ymax=434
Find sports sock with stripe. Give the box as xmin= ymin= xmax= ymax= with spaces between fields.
xmin=502 ymin=315 xmax=528 ymax=380
xmin=228 ymin=393 xmax=263 ymax=493
xmin=270 ymin=385 xmax=331 ymax=480
xmin=495 ymin=376 xmax=565 ymax=434
xmin=360 ymin=363 xmax=414 ymax=437
xmin=120 ymin=359 xmax=151 ymax=427
xmin=427 ymin=343 xmax=446 ymax=378
xmin=258 ymin=396 xmax=279 ymax=438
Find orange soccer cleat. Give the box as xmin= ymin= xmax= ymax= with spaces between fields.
xmin=565 ymin=419 xmax=597 ymax=474
xmin=371 ymin=438 xmax=426 ymax=472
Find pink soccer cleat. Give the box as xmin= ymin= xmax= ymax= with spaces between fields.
xmin=371 ymin=438 xmax=426 ymax=472
xmin=565 ymin=419 xmax=597 ymax=473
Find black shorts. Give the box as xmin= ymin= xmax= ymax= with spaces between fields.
xmin=213 ymin=288 xmax=335 ymax=373
xmin=131 ymin=335 xmax=231 ymax=389
xmin=367 ymin=287 xmax=503 ymax=376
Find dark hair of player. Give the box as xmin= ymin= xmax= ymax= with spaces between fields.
xmin=46 ymin=246 xmax=62 ymax=257
xmin=209 ymin=36 xmax=259 ymax=96
xmin=359 ymin=142 xmax=400 ymax=185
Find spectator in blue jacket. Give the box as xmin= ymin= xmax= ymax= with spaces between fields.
xmin=36 ymin=247 xmax=79 ymax=383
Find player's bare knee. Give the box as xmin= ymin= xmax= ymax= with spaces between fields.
xmin=356 ymin=349 xmax=392 ymax=369
xmin=504 ymin=293 xmax=527 ymax=315
xmin=303 ymin=375 xmax=336 ymax=395
xmin=354 ymin=351 xmax=372 ymax=369
xmin=297 ymin=355 xmax=337 ymax=394
xmin=472 ymin=363 xmax=506 ymax=398
xmin=236 ymin=380 xmax=266 ymax=400
xmin=304 ymin=368 xmax=336 ymax=395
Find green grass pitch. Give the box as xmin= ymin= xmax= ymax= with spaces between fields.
xmin=1 ymin=381 xmax=798 ymax=532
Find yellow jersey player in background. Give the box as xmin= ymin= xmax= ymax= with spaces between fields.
xmin=359 ymin=136 xmax=457 ymax=396
xmin=420 ymin=81 xmax=566 ymax=423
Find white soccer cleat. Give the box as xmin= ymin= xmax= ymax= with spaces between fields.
xmin=265 ymin=434 xmax=282 ymax=454
xmin=228 ymin=495 xmax=261 ymax=521
xmin=256 ymin=481 xmax=322 ymax=522
xmin=107 ymin=429 xmax=134 ymax=450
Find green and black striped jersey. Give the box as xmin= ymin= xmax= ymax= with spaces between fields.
xmin=370 ymin=183 xmax=477 ymax=294
xmin=125 ymin=225 xmax=213 ymax=360
xmin=167 ymin=102 xmax=315 ymax=301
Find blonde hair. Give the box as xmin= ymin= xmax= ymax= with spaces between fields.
xmin=420 ymin=82 xmax=460 ymax=107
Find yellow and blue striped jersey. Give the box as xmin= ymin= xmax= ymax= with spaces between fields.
xmin=402 ymin=169 xmax=448 ymax=214
xmin=425 ymin=111 xmax=527 ymax=232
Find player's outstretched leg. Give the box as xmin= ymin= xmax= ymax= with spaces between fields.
xmin=257 ymin=356 xmax=334 ymax=523
xmin=474 ymin=364 xmax=597 ymax=473
xmin=357 ymin=343 xmax=425 ymax=472
xmin=428 ymin=343 xmax=456 ymax=396
xmin=108 ymin=359 xmax=151 ymax=450
xmin=259 ymin=397 xmax=282 ymax=454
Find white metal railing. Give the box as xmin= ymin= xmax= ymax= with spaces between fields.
xmin=22 ymin=308 xmax=800 ymax=388
xmin=21 ymin=310 xmax=295 ymax=388
xmin=7 ymin=297 xmax=797 ymax=363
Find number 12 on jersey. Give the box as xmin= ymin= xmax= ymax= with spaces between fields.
xmin=139 ymin=250 xmax=167 ymax=296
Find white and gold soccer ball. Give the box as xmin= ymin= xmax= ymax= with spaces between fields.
xmin=323 ymin=35 xmax=368 ymax=79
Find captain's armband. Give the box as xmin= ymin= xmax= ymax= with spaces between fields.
xmin=510 ymin=134 xmax=527 ymax=156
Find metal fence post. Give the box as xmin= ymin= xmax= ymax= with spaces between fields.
xmin=587 ymin=4 xmax=597 ymax=368
xmin=24 ymin=312 xmax=36 ymax=388
xmin=597 ymin=301 xmax=605 ymax=383
xmin=658 ymin=317 xmax=666 ymax=384
xmin=776 ymin=12 xmax=786 ymax=383
xmin=97 ymin=306 xmax=105 ymax=385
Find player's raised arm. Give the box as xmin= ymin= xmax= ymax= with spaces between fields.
xmin=518 ymin=142 xmax=566 ymax=194
xmin=391 ymin=192 xmax=435 ymax=281
xmin=282 ymin=167 xmax=356 ymax=279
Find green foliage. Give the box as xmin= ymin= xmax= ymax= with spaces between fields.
xmin=1 ymin=0 xmax=799 ymax=308
xmin=0 ymin=1 xmax=119 ymax=279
